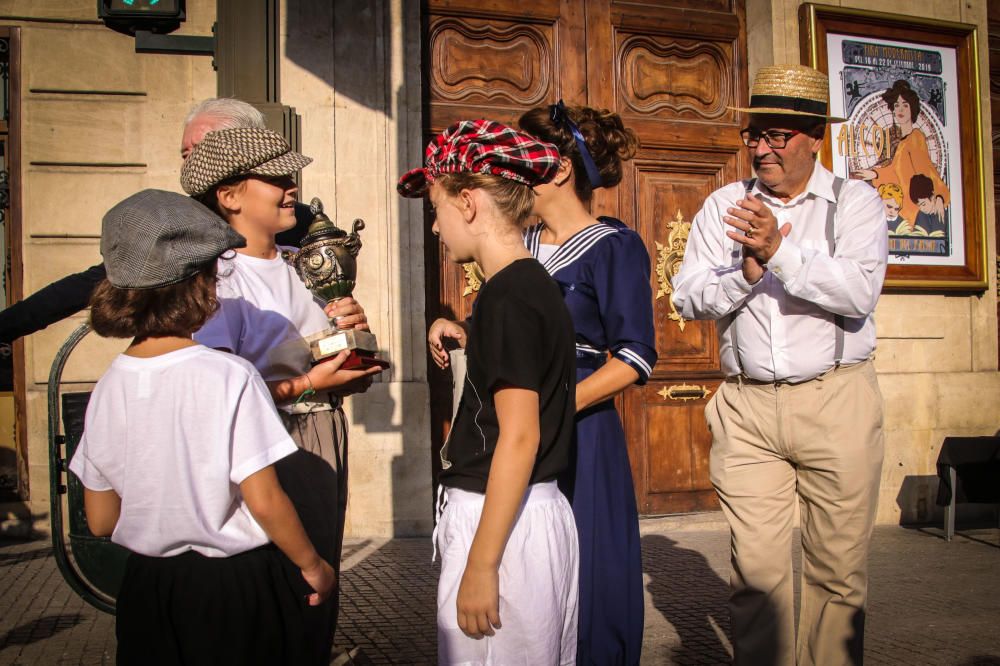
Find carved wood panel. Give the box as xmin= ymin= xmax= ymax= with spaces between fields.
xmin=618 ymin=35 xmax=732 ymax=120
xmin=429 ymin=18 xmax=551 ymax=108
xmin=612 ymin=1 xmax=747 ymax=515
xmin=625 ymin=379 xmax=721 ymax=514
xmin=614 ymin=0 xmax=734 ymax=12
xmin=632 ymin=153 xmax=741 ymax=375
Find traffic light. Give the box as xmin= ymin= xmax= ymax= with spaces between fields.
xmin=98 ymin=0 xmax=185 ymax=34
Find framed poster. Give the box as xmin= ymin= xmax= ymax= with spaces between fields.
xmin=800 ymin=4 xmax=987 ymax=291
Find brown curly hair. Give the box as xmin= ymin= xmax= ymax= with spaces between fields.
xmin=518 ymin=104 xmax=638 ymax=203
xmin=89 ymin=263 xmax=220 ymax=339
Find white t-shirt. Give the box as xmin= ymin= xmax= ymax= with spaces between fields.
xmin=69 ymin=345 xmax=298 ymax=558
xmin=194 ymin=248 xmax=330 ymax=388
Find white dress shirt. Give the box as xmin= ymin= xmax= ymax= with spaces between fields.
xmin=671 ymin=162 xmax=888 ymax=383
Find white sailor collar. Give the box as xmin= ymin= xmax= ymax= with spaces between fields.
xmin=524 ymin=220 xmax=618 ymax=275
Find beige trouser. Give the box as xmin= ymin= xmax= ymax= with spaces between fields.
xmin=707 ymin=360 xmax=884 ymax=666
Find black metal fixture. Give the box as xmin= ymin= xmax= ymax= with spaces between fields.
xmin=98 ymin=0 xmax=184 ymax=34
xmin=97 ymin=0 xmax=214 ymax=59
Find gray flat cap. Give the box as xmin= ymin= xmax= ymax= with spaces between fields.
xmin=101 ymin=189 xmax=246 ymax=289
xmin=180 ymin=126 xmax=313 ymax=196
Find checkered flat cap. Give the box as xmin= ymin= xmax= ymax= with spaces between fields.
xmin=397 ymin=119 xmax=560 ymax=197
xmin=180 ymin=127 xmax=313 ymax=196
xmin=101 ymin=189 xmax=246 ymax=289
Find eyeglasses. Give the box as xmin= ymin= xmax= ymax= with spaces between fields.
xmin=739 ymin=128 xmax=802 ymax=149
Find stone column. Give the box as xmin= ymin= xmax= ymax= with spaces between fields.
xmin=281 ymin=0 xmax=431 ymax=537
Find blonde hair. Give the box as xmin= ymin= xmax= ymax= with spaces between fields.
xmin=434 ymin=173 xmax=536 ymax=227
xmin=878 ymin=183 xmax=903 ymax=207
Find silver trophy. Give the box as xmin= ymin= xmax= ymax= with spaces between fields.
xmin=291 ymin=198 xmax=386 ymax=368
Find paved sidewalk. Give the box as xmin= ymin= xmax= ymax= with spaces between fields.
xmin=1 ymin=524 xmax=998 ymax=665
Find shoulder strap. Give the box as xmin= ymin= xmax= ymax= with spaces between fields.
xmin=730 ymin=178 xmax=757 ymax=260
xmin=825 ymin=176 xmax=846 ymax=255
xmin=728 ymin=179 xmax=758 ymax=375
xmin=827 ymin=175 xmax=847 ymax=365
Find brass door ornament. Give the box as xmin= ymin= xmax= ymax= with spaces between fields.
xmin=462 ymin=262 xmax=484 ymax=296
xmin=657 ymin=383 xmax=712 ymax=402
xmin=655 ymin=209 xmax=691 ymax=331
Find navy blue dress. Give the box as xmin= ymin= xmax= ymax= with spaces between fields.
xmin=525 ymin=218 xmax=657 ymax=665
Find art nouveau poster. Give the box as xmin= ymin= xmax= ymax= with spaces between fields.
xmin=800 ymin=4 xmax=986 ymax=291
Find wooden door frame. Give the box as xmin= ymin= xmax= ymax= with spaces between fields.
xmin=0 ymin=26 xmax=26 ymax=500
xmin=989 ymin=1 xmax=1000 ymax=368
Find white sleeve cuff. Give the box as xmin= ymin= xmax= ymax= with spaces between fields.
xmin=230 ymin=438 xmax=298 ymax=485
xmin=68 ymin=450 xmax=114 ymax=492
xmin=766 ymin=238 xmax=804 ymax=284
xmin=723 ymin=268 xmax=755 ymax=299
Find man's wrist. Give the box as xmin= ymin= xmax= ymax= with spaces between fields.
xmin=759 ymin=235 xmax=782 ymax=264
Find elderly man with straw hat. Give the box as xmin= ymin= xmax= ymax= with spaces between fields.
xmin=672 ymin=65 xmax=888 ymax=665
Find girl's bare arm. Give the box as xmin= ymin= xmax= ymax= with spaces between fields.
xmin=83 ymin=488 xmax=122 ymax=537
xmin=240 ymin=465 xmax=336 ymax=606
xmin=456 ymin=385 xmax=540 ymax=638
xmin=574 ymin=357 xmax=640 ymax=412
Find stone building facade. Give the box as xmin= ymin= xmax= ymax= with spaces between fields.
xmin=0 ymin=0 xmax=996 ymax=539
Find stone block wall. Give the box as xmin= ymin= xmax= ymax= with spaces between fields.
xmin=2 ymin=0 xmax=219 ymax=531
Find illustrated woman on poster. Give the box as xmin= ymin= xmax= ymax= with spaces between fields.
xmin=853 ymin=79 xmax=949 ymax=228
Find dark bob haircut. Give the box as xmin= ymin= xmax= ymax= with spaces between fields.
xmin=89 ymin=262 xmax=219 ymax=339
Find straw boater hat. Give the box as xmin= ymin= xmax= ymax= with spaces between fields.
xmin=730 ymin=65 xmax=846 ymax=123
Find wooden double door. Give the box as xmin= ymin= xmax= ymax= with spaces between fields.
xmin=423 ymin=0 xmax=750 ymax=514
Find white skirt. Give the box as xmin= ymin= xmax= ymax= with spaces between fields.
xmin=436 ymin=481 xmax=579 ymax=666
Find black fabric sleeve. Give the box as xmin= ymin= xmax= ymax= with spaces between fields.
xmin=0 ymin=263 xmax=106 ymax=343
xmin=479 ymin=297 xmax=544 ymax=393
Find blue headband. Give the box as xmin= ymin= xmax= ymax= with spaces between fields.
xmin=549 ymin=100 xmax=603 ymax=190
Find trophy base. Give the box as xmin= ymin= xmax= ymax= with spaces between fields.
xmin=340 ymin=350 xmax=390 ymax=370
xmin=304 ymin=328 xmax=387 ymax=369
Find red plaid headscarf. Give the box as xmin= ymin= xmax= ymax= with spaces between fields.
xmin=397 ymin=119 xmax=561 ymax=198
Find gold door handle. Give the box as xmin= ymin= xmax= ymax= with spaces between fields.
xmin=657 ymin=384 xmax=712 ymax=401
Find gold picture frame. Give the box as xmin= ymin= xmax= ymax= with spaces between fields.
xmin=800 ymin=4 xmax=987 ymax=291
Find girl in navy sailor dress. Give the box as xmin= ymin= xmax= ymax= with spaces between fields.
xmin=519 ymin=104 xmax=656 ymax=665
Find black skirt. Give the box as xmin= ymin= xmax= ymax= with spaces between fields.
xmin=116 ymin=544 xmax=333 ymax=666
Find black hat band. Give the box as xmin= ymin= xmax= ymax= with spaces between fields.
xmin=749 ymin=94 xmax=828 ymax=116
